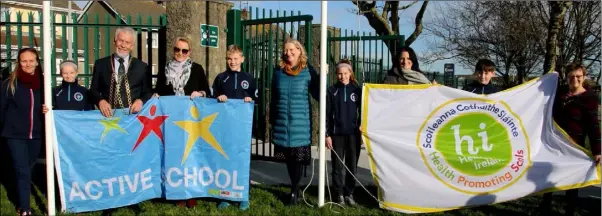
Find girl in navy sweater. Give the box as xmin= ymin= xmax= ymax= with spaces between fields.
xmin=43 ymin=60 xmax=93 ymax=112
xmin=325 ymin=59 xmax=362 ymax=206
xmin=0 ymin=48 xmax=45 ymax=216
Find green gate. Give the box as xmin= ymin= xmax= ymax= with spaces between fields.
xmin=326 ymin=32 xmax=404 ymax=86
xmin=228 ymin=8 xmax=313 ymax=159
xmin=1 ymin=11 xmax=166 ymax=87
xmin=326 ymin=31 xmax=461 ymax=88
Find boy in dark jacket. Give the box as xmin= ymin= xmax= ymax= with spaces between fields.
xmin=45 ymin=60 xmax=93 ymax=111
xmin=212 ymin=45 xmax=257 ymax=103
xmin=463 ymin=59 xmax=500 ymax=94
xmin=326 ymin=59 xmax=362 ymax=206
xmin=212 ymin=45 xmax=255 ymax=211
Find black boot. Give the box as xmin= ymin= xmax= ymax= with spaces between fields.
xmin=287 ymin=190 xmax=299 ymax=205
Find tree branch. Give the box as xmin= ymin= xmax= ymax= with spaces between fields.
xmin=382 ymin=1 xmax=390 ymax=19
xmin=405 ymin=1 xmax=429 ymax=46
xmin=390 ymin=1 xmax=400 ymax=35
xmin=353 ymin=0 xmax=394 ymax=36
xmin=399 ymin=0 xmax=419 ymax=10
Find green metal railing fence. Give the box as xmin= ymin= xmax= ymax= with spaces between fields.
xmin=230 ymin=7 xmax=313 ymax=159
xmin=327 ymin=32 xmax=404 ymax=86
xmin=1 ymin=11 xmax=166 ymax=87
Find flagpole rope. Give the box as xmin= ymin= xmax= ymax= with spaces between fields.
xmin=301 ymin=144 xmax=383 ymax=213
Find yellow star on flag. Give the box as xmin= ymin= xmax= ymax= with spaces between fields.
xmin=99 ymin=117 xmax=128 ymax=143
xmin=175 ymin=106 xmax=229 ymax=165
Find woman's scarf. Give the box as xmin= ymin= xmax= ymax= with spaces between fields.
xmin=17 ymin=70 xmax=41 ymax=90
xmin=283 ymin=63 xmax=302 ymax=76
xmin=165 ymin=58 xmax=192 ymax=96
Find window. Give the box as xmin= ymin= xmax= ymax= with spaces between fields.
xmin=0 ymin=7 xmax=10 ymax=22
xmin=151 ymin=64 xmax=157 ymax=86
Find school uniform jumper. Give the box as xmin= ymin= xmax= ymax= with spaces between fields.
xmin=0 ymin=75 xmax=44 ymax=212
xmin=52 ymin=80 xmax=94 ymax=111
xmin=212 ymin=69 xmax=258 ymax=100
xmin=211 ymin=69 xmax=257 ymax=207
xmin=326 ymin=81 xmax=362 ymax=197
xmin=462 ymin=80 xmax=500 ymax=94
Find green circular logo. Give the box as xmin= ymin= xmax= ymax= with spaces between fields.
xmin=418 ymin=99 xmax=530 ymax=194
xmin=435 ymin=113 xmax=512 ymax=176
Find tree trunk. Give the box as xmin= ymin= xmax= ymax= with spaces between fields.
xmin=555 ymin=8 xmax=567 ymax=78
xmin=504 ymin=62 xmax=512 ymax=87
xmin=543 ymin=1 xmax=572 ymax=74
xmin=516 ymin=58 xmax=526 ymax=84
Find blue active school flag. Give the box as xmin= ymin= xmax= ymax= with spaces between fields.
xmin=52 ymin=96 xmax=254 ymax=213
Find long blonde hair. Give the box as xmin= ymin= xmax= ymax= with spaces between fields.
xmin=7 ymin=48 xmax=41 ymax=95
xmin=278 ymin=38 xmax=308 ymax=70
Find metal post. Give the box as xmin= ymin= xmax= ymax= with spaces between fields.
xmin=318 ymin=0 xmax=328 ymax=208
xmin=42 ymin=2 xmax=56 ymax=215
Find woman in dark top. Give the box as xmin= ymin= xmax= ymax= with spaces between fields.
xmin=154 ymin=37 xmax=211 ymax=99
xmin=541 ymin=63 xmax=601 ymax=215
xmin=383 ymin=46 xmax=432 ymax=85
xmin=152 ymin=37 xmax=210 ymax=208
xmin=0 ymin=48 xmax=44 ymax=216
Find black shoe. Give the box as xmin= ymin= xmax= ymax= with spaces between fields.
xmin=335 ymin=196 xmax=345 ymax=206
xmin=287 ymin=192 xmax=298 ymax=205
xmin=344 ymin=195 xmax=357 ymax=206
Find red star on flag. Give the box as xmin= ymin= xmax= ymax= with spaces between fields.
xmin=132 ymin=105 xmax=168 ymax=152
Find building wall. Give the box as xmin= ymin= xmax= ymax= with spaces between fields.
xmin=166 ymin=0 xmax=234 ymax=85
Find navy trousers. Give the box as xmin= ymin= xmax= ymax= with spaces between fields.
xmin=6 ymin=138 xmax=41 ymax=211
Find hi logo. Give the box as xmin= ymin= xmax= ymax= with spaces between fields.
xmin=451 ymin=123 xmax=493 ymax=156
xmin=417 ymin=99 xmax=530 ymax=194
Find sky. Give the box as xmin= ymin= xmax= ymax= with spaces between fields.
xmin=73 ymin=1 xmax=471 ymax=75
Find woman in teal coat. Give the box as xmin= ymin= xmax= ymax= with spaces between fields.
xmin=270 ymin=38 xmax=319 ymax=205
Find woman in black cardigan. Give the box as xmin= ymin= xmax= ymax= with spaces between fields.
xmin=154 ymin=37 xmax=211 ymax=99
xmin=153 ymin=37 xmax=210 ymax=208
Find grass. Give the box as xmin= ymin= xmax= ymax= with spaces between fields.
xmin=1 ymin=181 xmax=599 ymax=216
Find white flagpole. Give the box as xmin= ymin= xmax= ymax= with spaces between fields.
xmin=67 ymin=1 xmax=73 ymax=60
xmin=318 ymin=0 xmax=328 ymax=207
xmin=42 ymin=1 xmax=56 ymax=215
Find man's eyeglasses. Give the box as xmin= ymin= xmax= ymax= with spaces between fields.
xmin=174 ymin=47 xmax=189 ymax=54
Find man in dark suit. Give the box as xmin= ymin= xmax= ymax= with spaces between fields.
xmin=90 ymin=27 xmax=152 ymax=117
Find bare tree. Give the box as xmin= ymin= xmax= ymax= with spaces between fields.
xmin=425 ymin=2 xmax=544 ymax=86
xmin=351 ymin=0 xmax=429 ymax=65
xmin=427 ymin=1 xmax=600 ymax=86
xmin=554 ymin=1 xmax=600 ymax=81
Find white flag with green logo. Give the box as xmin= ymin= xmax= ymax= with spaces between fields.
xmin=361 ymin=72 xmax=600 ymax=214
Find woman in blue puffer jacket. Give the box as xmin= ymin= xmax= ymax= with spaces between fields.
xmin=270 ymin=38 xmax=320 ymax=205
